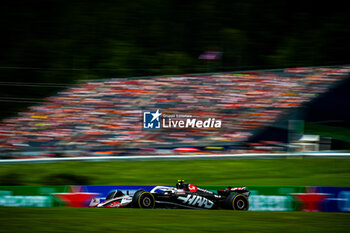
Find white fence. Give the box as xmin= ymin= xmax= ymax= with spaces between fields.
xmin=0 ymin=152 xmax=350 ymax=164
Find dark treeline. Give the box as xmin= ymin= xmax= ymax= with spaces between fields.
xmin=0 ymin=0 xmax=349 ymax=117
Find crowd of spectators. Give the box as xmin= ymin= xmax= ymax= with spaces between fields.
xmin=0 ymin=67 xmax=349 ymax=157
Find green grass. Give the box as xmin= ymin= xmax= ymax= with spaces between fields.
xmin=1 ymin=158 xmax=350 ymax=186
xmin=0 ymin=208 xmax=349 ymax=233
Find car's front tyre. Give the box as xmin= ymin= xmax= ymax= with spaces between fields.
xmin=132 ymin=190 xmax=155 ymax=208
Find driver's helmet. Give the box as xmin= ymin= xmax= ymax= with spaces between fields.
xmin=176 ymin=180 xmax=185 ymax=189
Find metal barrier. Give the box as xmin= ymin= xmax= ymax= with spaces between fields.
xmin=1 ymin=184 xmax=349 ymax=211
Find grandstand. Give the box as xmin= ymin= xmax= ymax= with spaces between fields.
xmin=0 ymin=67 xmax=349 ymax=158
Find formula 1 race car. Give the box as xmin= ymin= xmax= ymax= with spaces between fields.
xmin=89 ymin=180 xmax=250 ymax=210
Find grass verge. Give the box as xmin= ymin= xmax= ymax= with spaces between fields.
xmin=0 ymin=207 xmax=349 ymax=233
xmin=0 ymin=158 xmax=349 ymax=186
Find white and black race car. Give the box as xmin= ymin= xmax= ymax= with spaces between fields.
xmin=90 ymin=180 xmax=250 ymax=210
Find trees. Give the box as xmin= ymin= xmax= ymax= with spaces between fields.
xmin=0 ymin=0 xmax=349 ymax=117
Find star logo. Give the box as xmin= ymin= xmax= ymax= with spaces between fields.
xmin=150 ymin=109 xmax=161 ymax=122
xmin=143 ymin=109 xmax=162 ymax=129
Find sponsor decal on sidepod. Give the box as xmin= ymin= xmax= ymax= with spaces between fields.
xmin=178 ymin=195 xmax=214 ymax=208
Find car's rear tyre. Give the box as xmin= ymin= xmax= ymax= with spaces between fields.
xmin=132 ymin=190 xmax=155 ymax=208
xmin=225 ymin=194 xmax=249 ymax=210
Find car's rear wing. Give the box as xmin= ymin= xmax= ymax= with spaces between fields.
xmin=217 ymin=187 xmax=250 ymax=197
